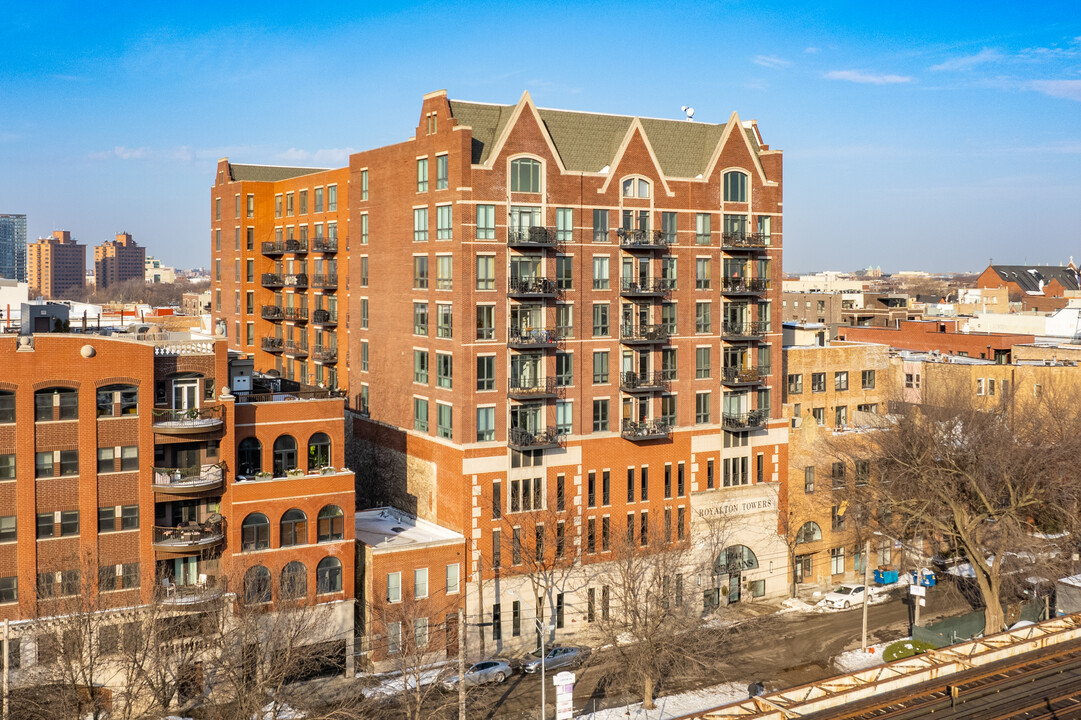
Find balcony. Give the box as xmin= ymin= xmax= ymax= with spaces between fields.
xmin=722 ymin=321 xmax=768 ymax=341
xmin=720 ymin=276 xmax=770 ymax=296
xmin=284 ymin=273 xmax=309 ymax=289
xmin=261 ymin=273 xmax=284 ymax=289
xmin=312 ymin=237 xmax=338 ymax=253
xmin=619 ymin=371 xmax=670 ymax=393
xmin=621 ymin=419 xmax=672 ymax=441
xmin=721 ymin=232 xmax=769 ymax=252
xmin=617 ymin=228 xmax=674 ymax=251
xmin=508 ymin=277 xmax=558 ymax=298
xmin=312 ymin=309 xmax=338 ymax=327
xmin=152 ymin=464 xmax=225 ymax=495
xmin=620 ymin=323 xmax=672 ymax=345
xmin=152 ymin=520 xmax=225 ymax=554
xmin=261 ymin=241 xmax=284 ymax=256
xmin=508 ymin=327 xmax=561 ymax=349
xmin=261 ymin=305 xmax=284 ymax=321
xmin=283 ymin=339 xmax=308 ymax=358
xmin=284 ymin=239 xmax=308 ymax=254
xmin=160 ymin=577 xmax=225 ymax=606
xmin=312 ymin=274 xmax=338 ymax=290
xmin=508 ymin=376 xmax=560 ymax=400
xmin=508 ymin=426 xmax=561 ymax=451
xmin=620 ymin=277 xmax=675 ymax=298
xmin=261 ymin=337 xmax=284 ymax=353
xmin=152 ymin=406 xmax=224 ymax=435
xmin=313 ymin=344 xmax=338 ymax=363
xmin=508 ymin=226 xmax=557 ymax=248
xmin=721 ymin=365 xmax=771 ymax=387
xmin=283 ymin=306 xmax=309 ymax=323
xmin=721 ymin=410 xmax=770 ymax=432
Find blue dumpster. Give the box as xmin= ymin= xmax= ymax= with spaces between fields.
xmin=874 ymin=569 xmax=899 ymax=584
xmin=911 ymin=569 xmax=936 ymax=587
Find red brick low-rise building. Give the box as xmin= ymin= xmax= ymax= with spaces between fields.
xmin=837 ymin=319 xmax=1033 ymax=363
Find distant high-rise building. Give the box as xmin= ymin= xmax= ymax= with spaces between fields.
xmin=94 ymin=232 xmax=146 ymax=289
xmin=28 ymin=230 xmax=86 ymax=299
xmin=0 ymin=214 xmax=27 ymax=282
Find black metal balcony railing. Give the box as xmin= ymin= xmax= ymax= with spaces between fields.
xmin=722 ymin=410 xmax=770 ymax=431
xmin=234 ymin=388 xmax=345 ymax=404
xmin=283 ymin=306 xmax=309 ymax=323
xmin=312 ymin=237 xmax=338 ymax=253
xmin=722 ymin=321 xmax=769 ymax=339
xmin=721 ymin=365 xmax=771 ymax=385
xmin=509 ymin=426 xmax=560 ymax=449
xmin=284 ymin=239 xmax=308 ymax=254
xmin=621 ymin=418 xmax=672 ymax=441
xmin=620 ymin=277 xmax=676 ymax=297
xmin=508 ymin=327 xmax=561 ymax=348
xmin=160 ymin=577 xmax=225 ymax=605
xmin=261 ymin=305 xmax=284 ymax=320
xmin=261 ymin=273 xmax=284 ymax=288
xmin=508 ymin=376 xmax=559 ymax=399
xmin=151 ymin=405 xmax=224 ymax=432
xmin=620 ymin=324 xmax=672 ymax=343
xmin=508 ymin=277 xmax=558 ymax=297
xmin=314 ymin=344 xmax=338 ymax=363
xmin=312 ymin=309 xmax=338 ymax=326
xmin=616 ymin=228 xmax=674 ymax=250
xmin=283 ymin=340 xmax=309 ymax=357
xmin=261 ymin=337 xmax=284 ymax=352
xmin=720 ymin=276 xmax=770 ymax=294
xmin=508 ymin=226 xmax=557 ymax=248
xmin=152 ymin=521 xmax=224 ymax=548
xmin=721 ymin=232 xmax=769 ymax=250
xmin=261 ymin=241 xmax=284 ymax=256
xmin=284 ymin=273 xmax=309 ymax=289
xmin=312 ymin=274 xmax=338 ymax=289
xmin=152 ymin=463 xmax=225 ymax=491
xmin=620 ymin=371 xmax=670 ymax=393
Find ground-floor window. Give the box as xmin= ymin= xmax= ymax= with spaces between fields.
xmin=830 ymin=547 xmax=845 ymax=575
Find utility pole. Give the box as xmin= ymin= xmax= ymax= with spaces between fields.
xmin=458 ymin=609 xmax=466 ymax=720
xmin=861 ymin=538 xmax=871 ymax=652
xmin=538 ymin=618 xmax=549 ymax=720
xmin=3 ymin=618 xmax=9 ymax=720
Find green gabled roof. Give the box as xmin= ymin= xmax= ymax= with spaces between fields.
xmin=448 ymin=99 xmax=751 ymax=178
xmin=229 ymin=164 xmax=330 ymax=182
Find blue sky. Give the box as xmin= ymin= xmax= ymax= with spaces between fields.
xmin=1 ymin=1 xmax=1078 ymax=273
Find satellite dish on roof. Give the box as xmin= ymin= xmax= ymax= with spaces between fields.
xmin=681 ymin=105 xmax=695 ymax=122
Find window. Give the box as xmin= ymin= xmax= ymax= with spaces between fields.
xmin=446 ymin=563 xmax=460 ymax=594
xmin=858 ymin=403 xmax=879 ymax=414
xmin=812 ymin=407 xmax=826 ymax=425
xmin=556 ymin=352 xmax=573 ymax=386
xmin=477 ymin=356 xmax=495 ymax=391
xmin=413 ymin=302 xmax=428 ymax=335
xmin=476 ymin=306 xmax=495 ymax=339
xmin=696 ymin=392 xmax=711 ymax=424
xmin=556 ymin=255 xmax=572 ymax=290
xmin=437 ymin=403 xmax=453 ymax=439
xmin=593 ymin=351 xmax=609 ymax=383
xmin=556 ymin=208 xmax=573 ymax=243
xmin=662 ymin=348 xmax=677 ymax=381
xmin=96 ymin=385 xmax=138 ymax=417
xmin=0 ymin=454 xmax=11 ymax=481
xmin=593 ymin=304 xmax=610 ymax=336
xmin=36 ymin=513 xmax=54 ymax=539
xmin=811 ymin=373 xmax=826 ymax=393
xmin=0 ymin=516 xmax=13 ymax=543
xmin=436 ymin=205 xmax=452 ymax=239
xmin=244 ymin=566 xmax=271 ymax=604
xmin=804 ymin=465 xmax=815 ymax=493
xmin=620 ymin=177 xmax=650 ymax=198
xmin=436 ymin=255 xmax=452 ymax=290
xmin=120 ymin=505 xmax=138 ymax=530
xmin=556 ymin=305 xmax=572 ymax=337
xmin=796 ymin=521 xmax=822 ymax=544
xmin=592 ymin=256 xmax=609 ymax=290
xmin=414 ymin=568 xmax=429 ymax=599
xmin=593 ymin=399 xmax=609 ymax=432
xmin=556 ymin=400 xmax=572 ymax=435
xmin=476 ymin=256 xmax=495 ymax=290
xmin=707 ymin=459 xmax=715 ymax=489
xmin=831 ymin=505 xmax=846 ymax=531
xmin=695 ymin=213 xmax=711 ymax=244
xmin=855 ymin=368 xmax=874 ymax=390
xmin=242 ymin=513 xmax=270 ymax=551
xmin=436 ymin=353 xmax=453 ymax=389
xmin=413 ymin=208 xmax=428 ymax=242
xmin=281 ymin=561 xmax=307 ymax=599
xmin=696 ymin=258 xmax=711 ymax=289
xmin=788 ymin=374 xmax=803 ymax=394
xmin=436 ymin=154 xmax=448 ymax=190
xmin=317 ymin=505 xmax=344 ymax=542
xmin=476 ymin=205 xmax=495 ymax=239
xmin=272 ymin=435 xmax=297 ymax=476
xmin=696 ymin=302 xmax=712 ymax=333
xmin=696 ymin=347 xmax=711 ymax=378
xmin=437 ymin=304 xmax=453 ymax=338
xmin=387 ymin=621 xmax=402 ymax=654
xmin=593 ymin=209 xmax=609 ymax=242
xmin=416 ymin=157 xmax=429 ymax=192
xmin=413 ymin=256 xmax=428 ymax=289
xmin=723 ymin=171 xmax=748 ymax=202
xmin=35 ymin=388 xmax=78 ymax=422
xmin=510 ymin=158 xmax=541 ymax=192
xmin=360 ymin=169 xmax=369 ymax=200
xmin=414 ymin=398 xmax=429 ymax=432
xmin=414 ymin=350 xmax=429 ymax=384
xmin=280 ymin=509 xmax=307 ymax=547
xmin=476 ymin=407 xmax=495 ymax=441
xmin=386 ymin=572 xmax=402 ymax=603
xmin=836 ymin=405 xmax=848 ymax=426
xmin=317 ymin=557 xmax=342 ymax=594
xmin=835 ymin=371 xmax=849 ymax=391
xmin=512 ymin=528 xmax=522 ymax=565
xmin=830 ymin=547 xmax=845 ymax=575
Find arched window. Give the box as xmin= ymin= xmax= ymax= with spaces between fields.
xmin=715 ymin=544 xmax=760 ymax=575
xmin=244 ymin=565 xmax=271 ymax=604
xmin=280 ymin=561 xmax=307 ymax=600
xmin=795 ymin=522 xmax=823 ymax=545
xmin=96 ymin=384 xmax=138 ymax=417
xmin=621 ymin=177 xmax=650 ymax=199
xmin=723 ymin=171 xmax=748 ymax=203
xmin=510 ymin=158 xmax=541 ymax=193
xmin=307 ymin=432 xmax=332 ymax=471
xmin=0 ymin=391 xmax=13 ymax=423
xmin=272 ymin=435 xmax=297 ymax=477
xmin=317 ymin=505 xmax=345 ymax=542
xmin=316 ymin=557 xmax=343 ymax=594
xmin=35 ymin=387 xmax=78 ymax=422
xmin=237 ymin=437 xmax=262 ymax=476
xmin=280 ymin=509 xmax=307 ymax=547
xmin=241 ymin=513 xmax=270 ymax=551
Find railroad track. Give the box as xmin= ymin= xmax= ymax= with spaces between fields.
xmin=803 ymin=638 xmax=1081 ymax=720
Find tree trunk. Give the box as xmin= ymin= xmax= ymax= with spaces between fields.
xmin=972 ymin=563 xmax=1005 ymax=635
xmin=643 ymin=674 xmax=655 ymax=710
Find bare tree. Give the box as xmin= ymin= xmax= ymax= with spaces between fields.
xmin=837 ymin=373 xmax=1081 ymax=634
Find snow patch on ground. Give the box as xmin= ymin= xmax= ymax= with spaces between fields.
xmin=577 ymin=681 xmax=747 ymax=720
xmin=832 ymin=640 xmax=897 ymax=674
xmin=360 ymin=667 xmax=449 ymax=698
xmin=779 ymin=598 xmax=815 ymax=613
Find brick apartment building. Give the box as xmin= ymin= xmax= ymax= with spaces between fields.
xmin=0 ymin=306 xmax=355 ymax=680
xmin=838 ymin=318 xmax=1034 ymax=363
xmin=211 ymin=89 xmax=790 ymax=654
xmin=93 ymin=232 xmax=147 ymax=290
xmin=977 ymin=263 xmax=1081 ymax=312
xmin=209 ymin=164 xmax=349 ymax=391
xmin=27 ymin=231 xmax=86 ymax=299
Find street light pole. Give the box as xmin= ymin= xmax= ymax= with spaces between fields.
xmin=861 ymin=537 xmax=871 ymax=652
xmin=458 ymin=609 xmax=466 ymax=720
xmin=538 ymin=618 xmax=549 ymax=720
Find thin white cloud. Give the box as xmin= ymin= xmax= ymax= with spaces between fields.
xmin=804 ymin=47 xmax=820 ymax=54
xmin=90 ymin=146 xmax=151 ymax=160
xmin=825 ymin=70 xmax=912 ymax=85
xmin=1027 ymin=79 xmax=1081 ymax=101
xmin=930 ymin=48 xmax=1002 ymax=71
xmin=276 ymin=147 xmax=357 ymax=165
xmin=752 ymin=55 xmax=790 ymax=69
